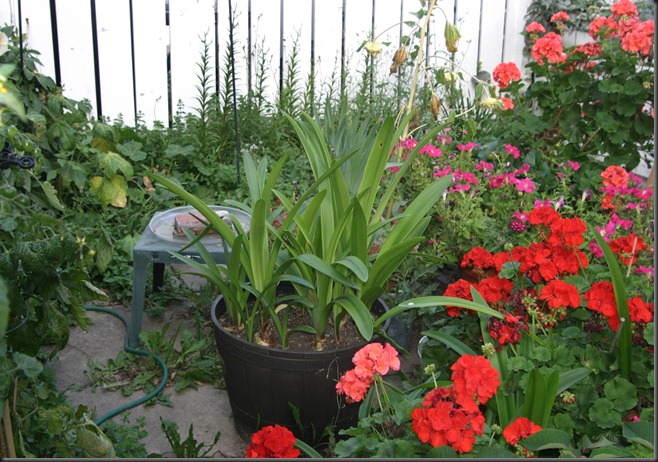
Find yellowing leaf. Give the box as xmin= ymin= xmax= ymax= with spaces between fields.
xmin=89 ymin=175 xmax=128 ymax=208
xmin=97 ymin=151 xmax=133 ymax=179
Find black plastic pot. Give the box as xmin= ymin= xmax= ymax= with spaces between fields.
xmin=210 ymin=291 xmax=389 ymax=446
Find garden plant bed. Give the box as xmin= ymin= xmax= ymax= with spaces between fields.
xmin=0 ymin=0 xmax=654 ymax=458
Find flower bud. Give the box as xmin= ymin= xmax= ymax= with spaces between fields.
xmin=429 ymin=92 xmax=441 ymax=120
xmin=423 ymin=364 xmax=436 ymax=375
xmin=444 ymin=22 xmax=461 ymax=53
xmin=481 ymin=343 xmax=496 ymax=357
xmin=389 ymin=44 xmax=407 ymax=73
xmin=365 ymin=41 xmax=382 ymax=56
xmin=480 ymin=97 xmax=502 ymax=110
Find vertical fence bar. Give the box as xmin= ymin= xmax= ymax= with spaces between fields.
xmin=279 ymin=0 xmax=284 ymax=102
xmin=129 ymin=0 xmax=138 ymax=125
xmin=310 ymin=0 xmax=316 ymax=114
xmin=166 ymin=1 xmax=172 ymax=126
xmin=17 ymin=0 xmax=23 ymax=69
xmin=247 ymin=0 xmax=252 ymax=94
xmin=340 ymin=0 xmax=346 ymax=97
xmin=214 ymin=0 xmax=219 ymax=97
xmin=89 ymin=0 xmax=102 ymax=119
xmin=48 ymin=0 xmax=61 ymax=86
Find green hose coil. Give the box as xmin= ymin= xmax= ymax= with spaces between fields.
xmin=84 ymin=305 xmax=168 ymax=426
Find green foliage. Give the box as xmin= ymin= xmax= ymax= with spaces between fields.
xmin=494 ymin=6 xmax=654 ymax=174
xmin=84 ymin=321 xmax=223 ymax=402
xmin=160 ymin=417 xmax=221 ymax=458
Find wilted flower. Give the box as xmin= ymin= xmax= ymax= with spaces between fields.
xmin=365 ymin=40 xmax=383 ymax=56
xmin=0 ymin=32 xmax=8 ymax=56
xmin=390 ymin=44 xmax=407 ymax=73
xmin=444 ymin=22 xmax=461 ymax=52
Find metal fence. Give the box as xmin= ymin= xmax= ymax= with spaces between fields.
xmin=0 ymin=0 xmax=533 ymax=127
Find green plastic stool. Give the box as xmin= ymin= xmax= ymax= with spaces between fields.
xmin=128 ymin=206 xmax=249 ymax=347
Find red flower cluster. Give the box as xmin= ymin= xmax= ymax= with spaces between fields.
xmin=444 ymin=206 xmax=590 ymax=328
xmin=246 ymin=425 xmax=300 ymax=458
xmin=588 ymin=0 xmax=654 ymax=57
xmin=608 ymin=233 xmax=647 ymax=266
xmin=450 ymin=354 xmax=501 ymax=411
xmin=493 ymin=62 xmax=521 ymax=90
xmin=531 ymin=31 xmax=566 ymax=66
xmin=336 ymin=342 xmax=400 ymax=403
xmin=487 ymin=311 xmax=528 ymax=350
xmin=411 ymin=355 xmax=499 ymax=453
xmin=502 ymin=417 xmax=542 ymax=445
xmin=584 ymin=280 xmax=654 ymax=331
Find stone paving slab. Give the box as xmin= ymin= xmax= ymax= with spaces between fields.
xmin=50 ymin=298 xmax=249 ymax=458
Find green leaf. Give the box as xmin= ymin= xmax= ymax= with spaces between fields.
xmin=425 ymin=445 xmax=458 ymax=457
xmin=603 ymin=377 xmax=637 ymax=412
xmin=335 ymin=256 xmax=368 ymax=282
xmin=592 ymin=232 xmax=631 ymax=381
xmin=40 ymin=180 xmax=65 ymax=211
xmin=556 ymin=367 xmax=591 ymax=394
xmin=521 ymin=428 xmax=573 ymax=451
xmin=589 ymin=445 xmax=635 ymax=458
xmin=294 ymin=254 xmax=359 ymax=289
xmin=588 ymin=398 xmax=621 ymax=429
xmin=117 ymin=140 xmax=147 ymax=161
xmin=97 ymin=151 xmax=133 ymax=178
xmin=12 ymin=351 xmax=44 ymax=379
xmin=476 ymin=446 xmax=521 ymax=458
xmin=622 ymin=421 xmax=654 ymax=449
xmin=333 ymin=293 xmax=373 ymax=340
xmin=422 ymin=330 xmax=477 ymax=356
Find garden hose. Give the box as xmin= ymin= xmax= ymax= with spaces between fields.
xmin=83 ymin=305 xmax=168 ymax=427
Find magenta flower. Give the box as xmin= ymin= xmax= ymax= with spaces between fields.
xmin=504 ymin=144 xmax=520 ymax=159
xmin=420 ymin=144 xmax=442 ymax=158
xmin=611 ymin=213 xmax=633 ymax=230
xmin=515 ymin=178 xmax=536 ymax=193
xmin=534 ymin=199 xmax=552 ymax=208
xmin=567 ymin=160 xmax=580 ymax=171
xmin=457 ymin=142 xmax=479 ymax=151
xmin=476 ymin=161 xmax=494 ymax=171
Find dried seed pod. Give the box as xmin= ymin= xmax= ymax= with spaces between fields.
xmin=389 ymin=45 xmax=407 ymax=74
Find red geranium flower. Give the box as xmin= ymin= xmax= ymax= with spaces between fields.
xmin=450 ymin=354 xmax=501 ymax=411
xmin=528 ymin=206 xmax=560 ymax=227
xmin=608 ymin=233 xmax=647 ymax=266
xmin=476 ymin=276 xmax=514 ymax=304
xmin=336 ymin=369 xmax=373 ymax=403
xmin=548 ymin=216 xmax=587 ymax=247
xmin=412 ymin=385 xmax=486 ymax=453
xmin=531 ymin=32 xmax=566 ymax=65
xmin=443 ymin=279 xmax=475 ymax=317
xmin=503 ymin=417 xmax=542 ymax=445
xmin=461 ymin=246 xmax=495 ymax=270
xmin=539 ymin=279 xmax=581 ymax=309
xmin=601 ymin=165 xmax=630 ymax=188
xmin=628 ymin=297 xmax=654 ymax=323
xmin=585 ymin=281 xmax=621 ymax=330
xmin=246 ymin=425 xmax=300 ymax=458
xmin=493 ymin=62 xmax=521 ymax=90
xmin=550 ymin=11 xmax=570 ymax=23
